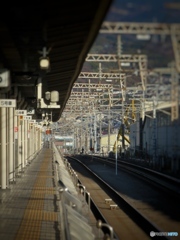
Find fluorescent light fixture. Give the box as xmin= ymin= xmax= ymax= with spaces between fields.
xmin=106 ymin=79 xmax=112 ymax=82
xmin=39 ymin=57 xmax=50 ymax=69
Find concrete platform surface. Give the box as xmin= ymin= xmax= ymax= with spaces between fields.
xmin=0 ymin=148 xmax=60 ymax=240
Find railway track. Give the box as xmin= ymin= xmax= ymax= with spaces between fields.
xmin=85 ymin=155 xmax=180 ymax=198
xmin=65 ymin=155 xmax=178 ymax=240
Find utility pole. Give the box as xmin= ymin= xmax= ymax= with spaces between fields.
xmin=94 ymin=112 xmax=97 ymax=153
xmin=108 ymin=105 xmax=111 ymax=153
xmin=117 ymin=35 xmax=126 ymax=156
xmin=99 ymin=112 xmax=102 ymax=154
xmin=152 ymin=96 xmax=157 ymax=167
xmin=108 ymin=87 xmax=112 ymax=153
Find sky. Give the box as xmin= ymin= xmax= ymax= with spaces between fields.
xmin=105 ymin=0 xmax=180 ymax=23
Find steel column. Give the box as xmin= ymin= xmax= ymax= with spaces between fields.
xmin=14 ymin=115 xmax=18 ymax=177
xmin=27 ymin=122 xmax=31 ymax=162
xmin=24 ymin=119 xmax=28 ymax=165
xmin=35 ymin=126 xmax=38 ymax=153
xmin=108 ymin=106 xmax=111 ymax=152
xmin=32 ymin=124 xmax=35 ymax=159
xmin=9 ymin=108 xmax=14 ymax=182
xmin=29 ymin=123 xmax=33 ymax=162
xmin=94 ymin=113 xmax=97 ymax=153
xmin=17 ymin=117 xmax=22 ymax=173
xmin=21 ymin=118 xmax=25 ymax=168
xmin=1 ymin=108 xmax=7 ymax=189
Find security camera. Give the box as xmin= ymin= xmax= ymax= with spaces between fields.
xmin=0 ymin=69 xmax=10 ymax=88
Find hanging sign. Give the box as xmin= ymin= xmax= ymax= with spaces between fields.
xmin=0 ymin=99 xmax=16 ymax=107
xmin=15 ymin=110 xmax=27 ymax=116
xmin=29 ymin=120 xmax=36 ymax=123
xmin=23 ymin=116 xmax=32 ymax=120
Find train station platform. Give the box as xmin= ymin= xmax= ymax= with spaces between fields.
xmin=0 ymin=144 xmax=101 ymax=240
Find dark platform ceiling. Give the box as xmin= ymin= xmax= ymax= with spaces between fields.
xmin=0 ymin=1 xmax=112 ymax=121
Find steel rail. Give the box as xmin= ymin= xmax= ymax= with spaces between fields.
xmin=67 ymin=156 xmax=169 ymax=240
xmin=90 ymin=155 xmax=180 ymax=197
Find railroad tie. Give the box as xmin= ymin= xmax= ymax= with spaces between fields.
xmin=105 ymin=198 xmax=112 ymax=204
xmin=110 ymin=204 xmax=118 ymax=210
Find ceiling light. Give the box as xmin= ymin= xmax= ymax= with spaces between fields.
xmin=39 ymin=57 xmax=50 ymax=70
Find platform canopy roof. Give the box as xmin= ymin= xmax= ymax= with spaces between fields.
xmin=0 ymin=1 xmax=112 ymax=121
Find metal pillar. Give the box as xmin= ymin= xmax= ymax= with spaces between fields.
xmin=73 ymin=126 xmax=76 ymax=153
xmin=6 ymin=108 xmax=9 ymax=188
xmin=171 ymin=26 xmax=180 ymax=73
xmin=38 ymin=127 xmax=41 ymax=151
xmin=14 ymin=115 xmax=18 ymax=177
xmin=9 ymin=108 xmax=14 ymax=182
xmin=90 ymin=115 xmax=93 ymax=151
xmin=99 ymin=112 xmax=102 ymax=154
xmin=0 ymin=108 xmax=7 ymax=189
xmin=139 ymin=118 xmax=143 ymax=156
xmin=29 ymin=123 xmax=33 ymax=161
xmin=94 ymin=113 xmax=97 ymax=153
xmin=139 ymin=57 xmax=147 ymax=105
xmin=171 ymin=69 xmax=179 ymax=121
xmin=33 ymin=124 xmax=36 ymax=156
xmin=85 ymin=120 xmax=89 ymax=153
xmin=117 ymin=35 xmax=126 ymax=155
xmin=24 ymin=119 xmax=28 ymax=165
xmin=17 ymin=117 xmax=22 ymax=173
xmin=37 ymin=126 xmax=40 ymax=152
xmin=76 ymin=128 xmax=79 ymax=153
xmin=152 ymin=97 xmax=157 ymax=167
xmin=33 ymin=124 xmax=36 ymax=155
xmin=108 ymin=106 xmax=111 ymax=153
xmin=36 ymin=126 xmax=39 ymax=152
xmin=80 ymin=112 xmax=83 ymax=151
xmin=35 ymin=125 xmax=37 ymax=154
xmin=27 ymin=122 xmax=30 ymax=161
xmin=21 ymin=118 xmax=25 ymax=169
xmin=115 ymin=129 xmax=118 ymax=175
xmin=36 ymin=124 xmax=40 ymax=152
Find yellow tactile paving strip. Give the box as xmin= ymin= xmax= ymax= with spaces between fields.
xmin=15 ymin=149 xmax=59 ymax=240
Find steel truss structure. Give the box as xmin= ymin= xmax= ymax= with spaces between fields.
xmin=97 ymin=21 xmax=179 ymax=120
xmin=59 ymin=21 xmax=180 ymax=155
xmin=86 ymin=54 xmax=147 ymax=62
xmin=100 ymin=22 xmax=180 ymax=73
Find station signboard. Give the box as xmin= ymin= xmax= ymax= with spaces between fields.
xmin=29 ymin=120 xmax=36 ymax=123
xmin=23 ymin=116 xmax=32 ymax=120
xmin=15 ymin=110 xmax=27 ymax=116
xmin=29 ymin=120 xmax=36 ymax=128
xmin=0 ymin=99 xmax=16 ymax=107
